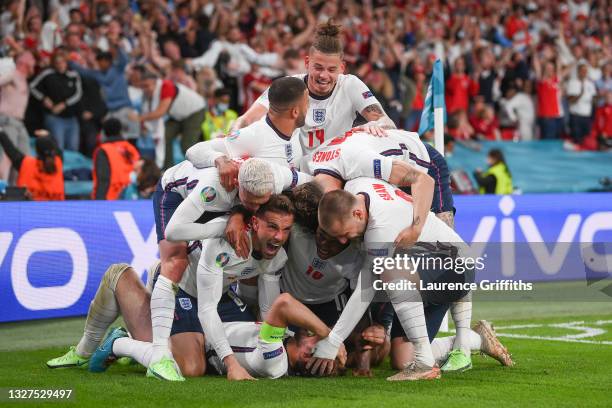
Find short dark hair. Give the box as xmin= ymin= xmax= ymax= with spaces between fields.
xmin=318 ymin=190 xmax=356 ymax=231
xmin=102 ymin=118 xmax=122 ymax=137
xmin=255 ymin=194 xmax=295 ymax=218
xmin=214 ymin=88 xmax=231 ymax=98
xmin=289 ymin=182 xmax=323 ymax=234
xmin=268 ymin=76 xmax=307 ymax=113
xmin=137 ymin=159 xmax=161 ymax=193
xmin=96 ymin=51 xmax=113 ymax=62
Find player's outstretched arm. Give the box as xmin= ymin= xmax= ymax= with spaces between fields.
xmin=185 ymin=139 xmax=229 ymax=169
xmin=308 ymin=270 xmax=375 ymax=375
xmin=258 ymin=273 xmax=281 ymax=321
xmin=196 ymin=260 xmax=255 ymax=381
xmin=231 ymin=102 xmax=268 ymax=132
xmin=164 ymin=197 xmax=227 ymax=242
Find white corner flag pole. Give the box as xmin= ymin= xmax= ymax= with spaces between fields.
xmin=434 ymin=96 xmax=449 ymax=332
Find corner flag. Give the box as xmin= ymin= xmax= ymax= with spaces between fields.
xmin=417 ymin=59 xmax=446 ymax=154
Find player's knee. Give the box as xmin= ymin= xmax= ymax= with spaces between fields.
xmin=273 ymin=293 xmax=295 ymax=310
xmin=102 ymin=263 xmax=133 ymax=292
xmin=180 ymin=358 xmax=206 ymax=377
xmin=161 ymin=255 xmax=188 ymax=283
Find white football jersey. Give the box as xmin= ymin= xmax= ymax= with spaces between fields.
xmin=256 ymin=74 xmax=380 ymax=156
xmin=305 ymin=129 xmax=431 ymax=179
xmin=205 ymin=321 xmax=288 ymax=379
xmin=180 ymin=232 xmax=288 ymax=297
xmin=343 ymin=178 xmax=467 ymax=258
xmin=281 ymin=225 xmax=364 ymax=304
xmin=220 ymin=116 xmax=303 ymax=168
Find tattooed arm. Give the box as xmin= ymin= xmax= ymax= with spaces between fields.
xmin=387 ymin=160 xmax=434 ymax=249
xmin=360 ymin=103 xmax=397 ymax=130
xmin=436 ymin=211 xmax=455 ymax=230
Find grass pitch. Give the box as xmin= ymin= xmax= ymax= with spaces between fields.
xmin=1 ymin=288 xmax=611 ymax=407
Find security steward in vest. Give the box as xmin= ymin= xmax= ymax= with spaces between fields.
xmin=473 ymin=148 xmax=513 ymax=195
xmin=0 ymin=127 xmax=64 ymax=201
xmin=92 ymin=118 xmax=140 ymax=200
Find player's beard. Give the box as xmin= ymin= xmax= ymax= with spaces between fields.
xmin=296 ymin=110 xmax=306 ymax=128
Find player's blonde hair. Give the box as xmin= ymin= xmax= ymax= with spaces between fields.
xmin=238 ymin=158 xmax=275 ymax=197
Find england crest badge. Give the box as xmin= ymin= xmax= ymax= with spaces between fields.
xmin=313 ymin=109 xmax=326 ymax=124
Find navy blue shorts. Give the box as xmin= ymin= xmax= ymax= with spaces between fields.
xmin=424 ymin=143 xmax=454 ymax=214
xmin=399 ymin=144 xmax=454 ymax=214
xmin=171 ymin=290 xmax=256 ymax=336
xmin=389 ymin=301 xmax=450 ymax=341
xmin=152 ymin=181 xmax=184 ymax=243
xmin=302 ymin=286 xmax=352 ymax=328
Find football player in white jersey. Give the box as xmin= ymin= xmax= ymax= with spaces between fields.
xmin=149 ymin=158 xmax=308 ymax=380
xmin=309 ymin=179 xmax=477 ymax=381
xmin=232 ymin=22 xmax=396 ymax=156
xmin=185 ymin=76 xmax=308 ymax=188
xmin=166 ymin=195 xmax=295 ymax=380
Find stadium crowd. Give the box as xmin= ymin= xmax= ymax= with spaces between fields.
xmin=0 ymin=0 xmax=611 ymax=201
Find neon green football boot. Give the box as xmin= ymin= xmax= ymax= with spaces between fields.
xmin=46 ymin=346 xmax=89 ymax=369
xmin=146 ymin=356 xmax=185 ymax=381
xmin=441 ymin=349 xmax=472 ymax=372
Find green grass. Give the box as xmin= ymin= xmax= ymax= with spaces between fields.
xmin=1 ymin=298 xmax=611 ymax=407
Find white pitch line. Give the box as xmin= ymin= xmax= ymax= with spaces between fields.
xmin=496 ymin=333 xmax=612 ymax=345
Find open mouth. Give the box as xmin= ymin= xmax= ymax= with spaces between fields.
xmin=265 ymin=241 xmax=281 ymax=255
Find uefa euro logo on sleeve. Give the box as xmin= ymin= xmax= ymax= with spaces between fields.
xmin=313 ymin=109 xmax=326 ymax=124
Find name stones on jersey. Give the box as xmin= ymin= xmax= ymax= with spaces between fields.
xmin=216 ymin=252 xmax=230 ymax=267
xmin=200 ymin=186 xmax=217 ymax=203
xmin=313 ymin=108 xmax=326 ymax=124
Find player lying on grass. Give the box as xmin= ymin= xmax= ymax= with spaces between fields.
xmin=309 ymin=178 xmax=477 ymax=381
xmin=150 ymin=157 xmax=309 ymax=380
xmin=48 ymin=262 xmax=346 ymax=380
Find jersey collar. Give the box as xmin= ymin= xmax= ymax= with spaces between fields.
xmin=304 ymin=75 xmax=335 ymax=100
xmin=265 ymin=115 xmax=291 ymax=141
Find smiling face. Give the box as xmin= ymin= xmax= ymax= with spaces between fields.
xmin=251 ymin=211 xmax=294 ymax=259
xmin=305 ymin=50 xmax=344 ymax=96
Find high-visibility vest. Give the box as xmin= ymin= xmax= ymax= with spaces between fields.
xmin=201 ymin=110 xmax=238 ymax=140
xmin=480 ymin=162 xmax=513 ymax=195
xmin=17 ymin=156 xmax=65 ymax=201
xmin=92 ymin=140 xmax=140 ymax=200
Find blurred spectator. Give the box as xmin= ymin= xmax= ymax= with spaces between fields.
xmin=120 ymin=158 xmax=161 ymax=200
xmin=532 ymin=50 xmax=564 ymax=139
xmin=474 ymin=149 xmax=513 ymax=195
xmin=566 ymin=63 xmax=597 ymax=146
xmin=133 ymin=71 xmax=206 ymax=169
xmin=591 ymin=91 xmax=612 ymax=150
xmin=0 ymin=51 xmax=35 ymax=183
xmin=0 ymin=129 xmax=64 ymax=201
xmin=446 ymin=57 xmax=479 ymax=114
xmin=92 ymin=118 xmax=140 ymax=200
xmin=78 ymin=75 xmax=107 ymax=156
xmin=30 ymin=50 xmax=82 ymax=151
xmin=69 ymin=48 xmax=139 ymax=140
xmin=498 ymin=84 xmax=536 ymax=141
xmin=470 ymin=97 xmax=500 ymax=141
xmin=201 ymin=88 xmax=237 ymax=141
